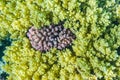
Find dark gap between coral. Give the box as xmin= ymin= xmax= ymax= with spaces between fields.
xmin=111 ymin=18 xmax=119 ymax=26
xmin=0 ymin=72 xmax=8 ymax=80
xmin=90 ymin=69 xmax=95 ymax=75
xmin=0 ymin=36 xmax=11 ymax=61
xmin=0 ymin=35 xmax=11 ymax=80
xmin=97 ymin=0 xmax=106 ymax=8
xmin=117 ymin=46 xmax=120 ymax=55
xmin=79 ymin=2 xmax=90 ymax=15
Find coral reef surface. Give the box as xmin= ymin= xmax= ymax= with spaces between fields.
xmin=0 ymin=0 xmax=120 ymax=80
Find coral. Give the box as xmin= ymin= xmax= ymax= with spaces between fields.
xmin=27 ymin=23 xmax=76 ymax=52
xmin=0 ymin=0 xmax=120 ymax=80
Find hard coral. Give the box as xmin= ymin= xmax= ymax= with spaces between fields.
xmin=0 ymin=0 xmax=120 ymax=80
xmin=27 ymin=23 xmax=76 ymax=52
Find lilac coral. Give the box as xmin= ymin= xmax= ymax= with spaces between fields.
xmin=27 ymin=24 xmax=76 ymax=52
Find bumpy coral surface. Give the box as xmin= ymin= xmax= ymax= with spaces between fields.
xmin=27 ymin=24 xmax=76 ymax=52
xmin=0 ymin=0 xmax=120 ymax=80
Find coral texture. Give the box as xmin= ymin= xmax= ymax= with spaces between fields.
xmin=27 ymin=24 xmax=76 ymax=52
xmin=0 ymin=0 xmax=120 ymax=80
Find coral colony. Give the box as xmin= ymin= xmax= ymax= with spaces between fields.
xmin=27 ymin=24 xmax=76 ymax=52
xmin=1 ymin=0 xmax=120 ymax=79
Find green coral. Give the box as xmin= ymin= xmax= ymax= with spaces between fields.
xmin=0 ymin=0 xmax=120 ymax=80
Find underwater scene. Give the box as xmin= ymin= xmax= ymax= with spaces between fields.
xmin=0 ymin=0 xmax=120 ymax=80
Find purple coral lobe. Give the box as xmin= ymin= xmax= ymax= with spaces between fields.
xmin=27 ymin=24 xmax=76 ymax=52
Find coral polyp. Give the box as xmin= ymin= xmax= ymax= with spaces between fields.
xmin=27 ymin=24 xmax=76 ymax=52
